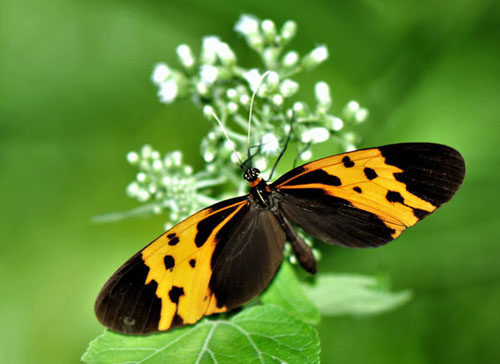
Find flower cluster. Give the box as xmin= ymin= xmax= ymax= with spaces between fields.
xmin=107 ymin=15 xmax=369 ymax=263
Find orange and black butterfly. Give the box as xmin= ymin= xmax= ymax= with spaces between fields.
xmin=95 ymin=142 xmax=465 ymax=334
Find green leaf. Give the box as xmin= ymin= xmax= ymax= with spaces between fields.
xmin=82 ymin=305 xmax=320 ymax=364
xmin=261 ymin=262 xmax=321 ymax=325
xmin=302 ymin=273 xmax=411 ymax=316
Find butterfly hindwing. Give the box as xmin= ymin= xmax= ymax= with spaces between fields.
xmin=95 ymin=196 xmax=286 ymax=334
xmin=272 ymin=143 xmax=465 ymax=247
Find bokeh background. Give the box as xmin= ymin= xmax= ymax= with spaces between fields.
xmin=1 ymin=0 xmax=499 ymax=363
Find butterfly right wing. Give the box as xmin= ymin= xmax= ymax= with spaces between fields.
xmin=272 ymin=143 xmax=465 ymax=248
xmin=95 ymin=196 xmax=286 ymax=334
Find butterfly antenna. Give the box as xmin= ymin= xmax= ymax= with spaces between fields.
xmin=211 ymin=111 xmax=244 ymax=168
xmin=268 ymin=111 xmax=296 ymax=181
xmin=247 ymin=70 xmax=271 ymax=167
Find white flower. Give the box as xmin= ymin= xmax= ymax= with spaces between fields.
xmin=261 ymin=133 xmax=280 ymax=155
xmin=261 ymin=19 xmax=276 ymax=40
xmin=301 ymin=127 xmax=330 ymax=143
xmin=281 ymin=20 xmax=297 ymax=40
xmin=215 ymin=42 xmax=236 ymax=65
xmin=158 ymin=79 xmax=178 ymax=104
xmin=254 ymin=157 xmax=267 ymax=171
xmin=346 ymin=144 xmax=357 ymax=152
xmin=126 ymin=182 xmax=140 ymax=197
xmin=230 ymin=152 xmax=241 ymax=164
xmin=272 ymin=94 xmax=284 ymax=107
xmin=239 ymin=94 xmax=250 ymax=106
xmin=226 ymin=88 xmax=237 ymax=99
xmin=243 ymin=68 xmax=262 ymax=92
xmin=282 ymin=51 xmax=299 ymax=67
xmin=137 ymin=172 xmax=147 ymax=182
xmin=196 ymin=81 xmax=209 ymax=96
xmin=265 ymin=71 xmax=280 ymax=89
xmin=200 ymin=65 xmax=219 ymax=85
xmin=140 ymin=145 xmax=153 ymax=158
xmin=261 ymin=19 xmax=276 ymax=34
xmin=152 ymin=159 xmax=163 ymax=171
xmin=126 ymin=151 xmax=139 ymax=164
xmin=280 ymin=79 xmax=299 ymax=97
xmin=234 ymin=14 xmax=260 ymax=36
xmin=171 ymin=151 xmax=182 ymax=166
xmin=151 ymin=63 xmax=170 ymax=85
xmin=227 ymin=101 xmax=238 ymax=114
xmin=347 ymin=100 xmax=360 ymax=112
xmin=203 ymin=105 xmax=215 ymax=118
xmin=300 ymin=150 xmax=312 ymax=160
xmin=311 ymin=45 xmax=328 ymax=63
xmin=331 ymin=116 xmax=344 ymax=131
xmin=176 ymin=44 xmax=195 ymax=68
xmin=293 ymin=102 xmax=305 ymax=113
xmin=137 ymin=189 xmax=150 ymax=202
xmin=314 ymin=81 xmax=331 ymax=105
xmin=355 ymin=108 xmax=369 ymax=123
xmin=224 ymin=140 xmax=236 ymax=152
xmin=201 ymin=36 xmax=220 ymax=64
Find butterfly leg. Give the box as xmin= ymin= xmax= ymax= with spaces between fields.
xmin=273 ymin=211 xmax=317 ymax=274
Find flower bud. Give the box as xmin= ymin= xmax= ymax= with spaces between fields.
xmin=176 ymin=44 xmax=195 ymax=69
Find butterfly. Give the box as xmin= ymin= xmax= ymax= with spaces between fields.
xmin=95 ymin=142 xmax=465 ymax=334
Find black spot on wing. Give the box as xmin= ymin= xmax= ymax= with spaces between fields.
xmin=342 ymin=156 xmax=355 ymax=168
xmin=379 ymin=143 xmax=465 ymax=208
xmin=168 ymin=286 xmax=184 ymax=304
xmin=163 ymin=255 xmax=175 ymax=270
xmin=94 ymin=253 xmax=162 ymax=334
xmin=386 ymin=191 xmax=404 ymax=204
xmin=189 ymin=259 xmax=196 ymax=268
xmin=167 ymin=233 xmax=176 ymax=239
xmin=194 ymin=199 xmax=245 ymax=248
xmin=364 ymin=167 xmax=378 ymax=180
xmin=353 ymin=186 xmax=362 ymax=193
xmin=168 ymin=236 xmax=179 ymax=246
xmin=284 ymin=169 xmax=341 ymax=186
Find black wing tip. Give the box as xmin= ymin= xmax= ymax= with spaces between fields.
xmin=379 ymin=143 xmax=465 ymax=207
xmin=94 ymin=254 xmax=162 ymax=335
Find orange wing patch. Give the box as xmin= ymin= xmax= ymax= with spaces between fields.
xmin=141 ymin=198 xmax=249 ymax=330
xmin=275 ymin=148 xmax=436 ymax=238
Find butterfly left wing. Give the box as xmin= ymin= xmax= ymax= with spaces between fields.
xmin=272 ymin=143 xmax=465 ymax=248
xmin=95 ymin=196 xmax=286 ymax=334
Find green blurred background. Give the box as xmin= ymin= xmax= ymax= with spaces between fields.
xmin=1 ymin=0 xmax=499 ymax=363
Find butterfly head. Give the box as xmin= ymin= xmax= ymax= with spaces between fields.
xmin=243 ymin=167 xmax=261 ymax=182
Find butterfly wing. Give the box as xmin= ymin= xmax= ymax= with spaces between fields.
xmin=95 ymin=196 xmax=285 ymax=334
xmin=272 ymin=143 xmax=465 ymax=247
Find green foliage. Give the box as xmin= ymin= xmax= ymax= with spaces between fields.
xmin=261 ymin=262 xmax=321 ymax=325
xmin=82 ymin=306 xmax=320 ymax=364
xmin=302 ymin=274 xmax=411 ymax=317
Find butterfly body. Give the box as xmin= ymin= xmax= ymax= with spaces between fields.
xmin=95 ymin=143 xmax=465 ymax=334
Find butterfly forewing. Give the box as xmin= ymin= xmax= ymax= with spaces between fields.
xmin=95 ymin=196 xmax=286 ymax=334
xmin=272 ymin=143 xmax=465 ymax=247
xmin=95 ymin=196 xmax=246 ymax=334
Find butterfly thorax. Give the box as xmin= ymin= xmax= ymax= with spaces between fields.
xmin=248 ymin=178 xmax=274 ymax=208
xmin=244 ymin=167 xmax=274 ymax=208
